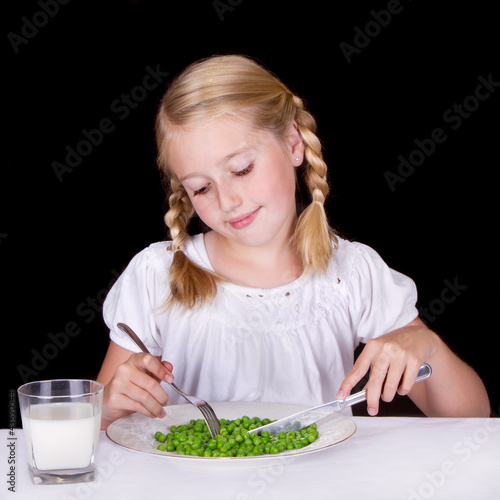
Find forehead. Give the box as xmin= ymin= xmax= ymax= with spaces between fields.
xmin=166 ymin=115 xmax=275 ymax=177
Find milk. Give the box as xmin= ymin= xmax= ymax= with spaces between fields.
xmin=24 ymin=402 xmax=100 ymax=470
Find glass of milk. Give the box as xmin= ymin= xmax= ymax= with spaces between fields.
xmin=17 ymin=379 xmax=103 ymax=484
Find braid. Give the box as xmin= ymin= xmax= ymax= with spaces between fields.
xmin=165 ymin=179 xmax=194 ymax=251
xmin=163 ymin=179 xmax=219 ymax=309
xmin=291 ymin=96 xmax=337 ymax=273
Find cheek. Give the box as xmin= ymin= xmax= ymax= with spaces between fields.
xmin=189 ymin=195 xmax=223 ymax=231
xmin=257 ymin=165 xmax=296 ymax=206
xmin=191 ymin=197 xmax=212 ymax=219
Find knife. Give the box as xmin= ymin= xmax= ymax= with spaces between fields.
xmin=248 ymin=363 xmax=432 ymax=435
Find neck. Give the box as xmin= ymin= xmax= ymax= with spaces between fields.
xmin=204 ymin=231 xmax=304 ymax=289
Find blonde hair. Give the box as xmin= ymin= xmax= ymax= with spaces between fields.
xmin=155 ymin=54 xmax=337 ymax=309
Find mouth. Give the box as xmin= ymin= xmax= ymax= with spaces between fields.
xmin=228 ymin=207 xmax=261 ymax=229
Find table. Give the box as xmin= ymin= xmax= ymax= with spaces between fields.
xmin=3 ymin=417 xmax=499 ymax=500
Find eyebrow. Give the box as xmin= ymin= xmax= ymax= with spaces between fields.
xmin=179 ymin=147 xmax=254 ymax=182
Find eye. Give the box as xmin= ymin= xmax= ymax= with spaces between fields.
xmin=234 ymin=163 xmax=254 ymax=177
xmin=193 ymin=184 xmax=210 ymax=196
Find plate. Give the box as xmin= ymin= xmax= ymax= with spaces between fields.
xmin=106 ymin=401 xmax=356 ymax=462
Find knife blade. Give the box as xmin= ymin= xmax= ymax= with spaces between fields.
xmin=248 ymin=363 xmax=432 ymax=435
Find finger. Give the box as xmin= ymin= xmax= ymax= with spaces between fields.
xmin=397 ymin=360 xmax=422 ymax=396
xmin=381 ymin=360 xmax=406 ymax=403
xmin=131 ymin=353 xmax=173 ymax=384
xmin=161 ymin=360 xmax=174 ymax=382
xmin=105 ymin=388 xmax=159 ymax=420
xmin=336 ymin=355 xmax=373 ymax=400
xmin=127 ymin=375 xmax=169 ymax=418
xmin=114 ymin=359 xmax=170 ymax=417
xmin=364 ymin=356 xmax=391 ymax=416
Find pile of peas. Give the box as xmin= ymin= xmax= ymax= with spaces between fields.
xmin=154 ymin=416 xmax=319 ymax=457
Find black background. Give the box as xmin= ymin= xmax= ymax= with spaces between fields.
xmin=3 ymin=0 xmax=499 ymax=427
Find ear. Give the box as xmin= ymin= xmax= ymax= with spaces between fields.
xmin=287 ymin=120 xmax=305 ymax=165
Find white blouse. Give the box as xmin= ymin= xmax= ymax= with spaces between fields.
xmin=103 ymin=234 xmax=418 ymax=411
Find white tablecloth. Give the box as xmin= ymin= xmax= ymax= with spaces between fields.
xmin=3 ymin=417 xmax=499 ymax=500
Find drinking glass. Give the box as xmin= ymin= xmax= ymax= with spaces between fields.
xmin=18 ymin=379 xmax=103 ymax=485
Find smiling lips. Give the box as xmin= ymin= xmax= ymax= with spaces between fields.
xmin=228 ymin=207 xmax=261 ymax=229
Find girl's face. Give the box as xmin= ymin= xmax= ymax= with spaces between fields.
xmin=167 ymin=115 xmax=304 ymax=250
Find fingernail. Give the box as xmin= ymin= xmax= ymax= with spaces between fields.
xmin=367 ymin=407 xmax=377 ymax=416
xmin=336 ymin=391 xmax=344 ymax=400
xmin=165 ymin=373 xmax=174 ymax=383
xmin=160 ymin=408 xmax=166 ymax=418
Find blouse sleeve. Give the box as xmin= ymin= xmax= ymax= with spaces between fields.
xmin=102 ymin=244 xmax=171 ymax=356
xmin=346 ymin=241 xmax=419 ymax=344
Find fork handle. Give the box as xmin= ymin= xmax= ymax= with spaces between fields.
xmin=167 ymin=383 xmax=191 ymax=402
xmin=117 ymin=323 xmax=150 ymax=354
xmin=117 ymin=323 xmax=190 ymax=401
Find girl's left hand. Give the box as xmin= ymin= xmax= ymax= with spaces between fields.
xmin=336 ymin=318 xmax=437 ymax=415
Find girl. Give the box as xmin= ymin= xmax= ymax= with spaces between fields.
xmin=97 ymin=55 xmax=489 ymax=429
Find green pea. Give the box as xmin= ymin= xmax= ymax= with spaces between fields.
xmin=154 ymin=415 xmax=320 ymax=457
xmin=251 ymin=436 xmax=260 ymax=445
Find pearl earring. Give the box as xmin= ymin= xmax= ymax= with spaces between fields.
xmin=295 ymin=157 xmax=301 ymax=162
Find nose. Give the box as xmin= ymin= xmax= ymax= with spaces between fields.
xmin=216 ymin=182 xmax=242 ymax=212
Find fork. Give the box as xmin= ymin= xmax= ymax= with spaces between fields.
xmin=116 ymin=322 xmax=221 ymax=438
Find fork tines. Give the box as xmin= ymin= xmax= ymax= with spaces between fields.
xmin=197 ymin=403 xmax=221 ymax=438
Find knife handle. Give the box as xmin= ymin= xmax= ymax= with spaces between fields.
xmin=340 ymin=362 xmax=432 ymax=410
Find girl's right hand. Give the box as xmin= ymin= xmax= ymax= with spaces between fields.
xmin=99 ymin=350 xmax=174 ymax=429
